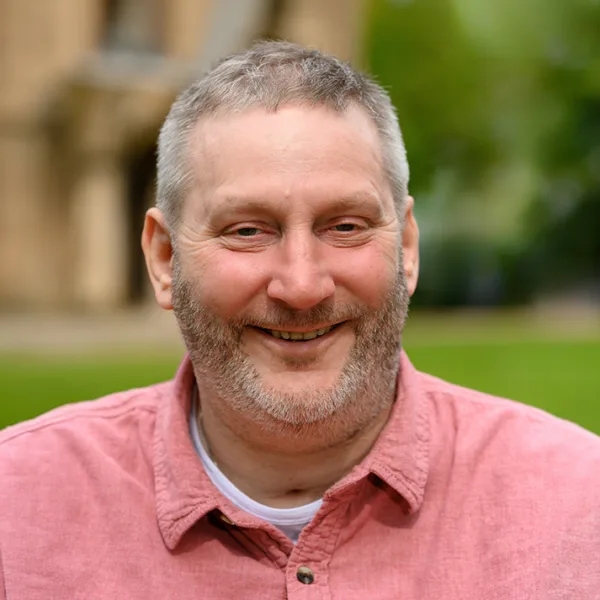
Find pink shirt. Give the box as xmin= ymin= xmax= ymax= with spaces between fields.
xmin=1 ymin=352 xmax=599 ymax=599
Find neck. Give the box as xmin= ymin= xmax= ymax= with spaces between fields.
xmin=195 ymin=385 xmax=394 ymax=508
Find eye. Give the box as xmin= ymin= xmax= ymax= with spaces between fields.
xmin=235 ymin=227 xmax=261 ymax=237
xmin=320 ymin=218 xmax=371 ymax=246
xmin=332 ymin=223 xmax=359 ymax=232
xmin=223 ymin=224 xmax=275 ymax=249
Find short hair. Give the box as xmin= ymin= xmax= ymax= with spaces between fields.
xmin=157 ymin=40 xmax=409 ymax=229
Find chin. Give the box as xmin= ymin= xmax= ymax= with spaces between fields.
xmin=262 ymin=369 xmax=340 ymax=394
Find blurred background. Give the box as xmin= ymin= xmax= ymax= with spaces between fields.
xmin=1 ymin=0 xmax=598 ymax=431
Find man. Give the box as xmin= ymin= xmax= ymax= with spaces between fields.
xmin=0 ymin=41 xmax=598 ymax=599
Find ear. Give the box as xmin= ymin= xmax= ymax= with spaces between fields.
xmin=402 ymin=195 xmax=420 ymax=297
xmin=141 ymin=208 xmax=174 ymax=310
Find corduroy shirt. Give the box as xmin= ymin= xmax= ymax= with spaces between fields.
xmin=1 ymin=352 xmax=599 ymax=599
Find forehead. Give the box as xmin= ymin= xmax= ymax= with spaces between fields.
xmin=190 ymin=105 xmax=390 ymax=183
xmin=184 ymin=106 xmax=395 ymax=224
xmin=192 ymin=102 xmax=382 ymax=151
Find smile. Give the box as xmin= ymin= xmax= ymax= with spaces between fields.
xmin=255 ymin=323 xmax=343 ymax=341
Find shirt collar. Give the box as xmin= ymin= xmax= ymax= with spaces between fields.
xmin=353 ymin=351 xmax=430 ymax=513
xmin=153 ymin=356 xmax=221 ymax=550
xmin=154 ymin=351 xmax=430 ymax=549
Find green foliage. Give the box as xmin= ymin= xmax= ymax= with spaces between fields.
xmin=367 ymin=0 xmax=497 ymax=193
xmin=365 ymin=0 xmax=600 ymax=305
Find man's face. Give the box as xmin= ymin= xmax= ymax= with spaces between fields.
xmin=148 ymin=104 xmax=419 ymax=431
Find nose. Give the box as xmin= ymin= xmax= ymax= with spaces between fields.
xmin=266 ymin=231 xmax=335 ymax=310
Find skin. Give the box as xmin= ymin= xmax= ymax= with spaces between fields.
xmin=143 ymin=104 xmax=419 ymax=507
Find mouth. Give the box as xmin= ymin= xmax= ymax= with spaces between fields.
xmin=253 ymin=322 xmax=345 ymax=342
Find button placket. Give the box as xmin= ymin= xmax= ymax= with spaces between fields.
xmin=286 ymin=493 xmax=353 ymax=596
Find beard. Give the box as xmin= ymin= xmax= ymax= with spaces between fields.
xmin=172 ymin=255 xmax=410 ymax=438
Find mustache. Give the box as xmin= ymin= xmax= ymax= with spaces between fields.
xmin=230 ymin=303 xmax=370 ymax=331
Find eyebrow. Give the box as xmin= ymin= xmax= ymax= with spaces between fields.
xmin=320 ymin=193 xmax=387 ymax=219
xmin=209 ymin=191 xmax=387 ymax=221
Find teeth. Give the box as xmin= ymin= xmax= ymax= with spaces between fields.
xmin=316 ymin=326 xmax=334 ymax=337
xmin=268 ymin=325 xmax=335 ymax=341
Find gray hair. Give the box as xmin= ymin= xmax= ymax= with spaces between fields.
xmin=157 ymin=40 xmax=409 ymax=229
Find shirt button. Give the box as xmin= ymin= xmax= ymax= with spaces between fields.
xmin=296 ymin=566 xmax=315 ymax=585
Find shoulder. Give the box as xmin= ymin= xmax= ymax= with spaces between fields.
xmin=415 ymin=368 xmax=600 ymax=589
xmin=0 ymin=380 xmax=174 ymax=478
xmin=420 ymin=369 xmax=600 ymax=459
xmin=0 ymin=381 xmax=176 ymax=588
xmin=419 ymin=369 xmax=600 ymax=505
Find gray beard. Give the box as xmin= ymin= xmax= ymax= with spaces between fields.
xmin=172 ymin=256 xmax=409 ymax=438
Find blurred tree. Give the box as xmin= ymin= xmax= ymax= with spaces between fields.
xmin=367 ymin=0 xmax=497 ymax=197
xmin=365 ymin=0 xmax=600 ymax=306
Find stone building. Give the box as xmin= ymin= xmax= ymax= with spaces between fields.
xmin=0 ymin=0 xmax=365 ymax=311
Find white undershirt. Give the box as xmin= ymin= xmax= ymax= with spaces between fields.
xmin=189 ymin=395 xmax=322 ymax=543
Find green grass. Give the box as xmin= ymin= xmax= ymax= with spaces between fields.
xmin=0 ymin=354 xmax=181 ymax=430
xmin=407 ymin=340 xmax=600 ymax=434
xmin=1 ymin=314 xmax=599 ymax=434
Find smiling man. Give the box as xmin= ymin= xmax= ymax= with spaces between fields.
xmin=1 ymin=42 xmax=599 ymax=599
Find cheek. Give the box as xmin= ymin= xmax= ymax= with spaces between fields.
xmin=334 ymin=246 xmax=398 ymax=308
xmin=190 ymin=250 xmax=269 ymax=317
